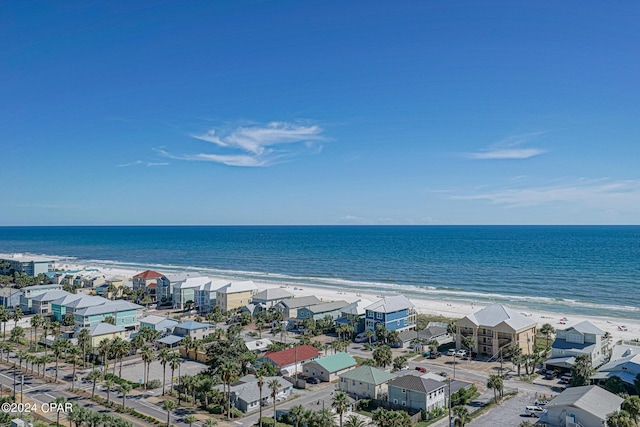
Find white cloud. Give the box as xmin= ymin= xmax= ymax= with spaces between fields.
xmin=466 ymin=131 xmax=547 ymax=160
xmin=117 ymin=160 xmax=169 ymax=168
xmin=168 ymin=121 xmax=324 ymax=167
xmin=452 ymin=178 xmax=640 ymax=211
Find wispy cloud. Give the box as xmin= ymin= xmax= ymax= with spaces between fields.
xmin=163 ymin=121 xmax=324 ymax=167
xmin=117 ymin=160 xmax=169 ymax=168
xmin=452 ymin=178 xmax=640 ymax=210
xmin=466 ymin=131 xmax=548 ymax=160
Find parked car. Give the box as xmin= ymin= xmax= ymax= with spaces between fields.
xmin=544 ymin=371 xmax=557 ymax=380
xmin=306 ymin=377 xmax=321 ymax=384
xmin=525 ymin=406 xmax=545 ymax=417
xmin=415 ymin=366 xmax=427 ymax=373
xmin=559 ymin=374 xmax=572 ymax=384
xmin=455 ymin=349 xmax=467 ymax=358
xmin=446 ymin=349 xmax=456 ymax=356
xmin=535 ymin=400 xmax=549 ymax=407
xmin=429 ymin=351 xmax=442 ymax=359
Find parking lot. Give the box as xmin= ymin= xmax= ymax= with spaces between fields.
xmin=469 ymin=391 xmax=538 ymax=427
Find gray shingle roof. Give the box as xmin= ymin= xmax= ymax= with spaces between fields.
xmin=546 ymin=385 xmax=623 ymax=420
xmin=252 ymin=288 xmax=294 ymax=301
xmin=74 ymin=300 xmax=143 ymax=316
xmin=338 ymin=365 xmax=395 ymax=385
xmin=388 ymin=374 xmax=445 ymax=394
xmin=279 ymin=296 xmax=321 ymax=309
xmin=305 ymin=301 xmax=348 ymax=314
xmin=88 ymin=322 xmax=125 ymax=336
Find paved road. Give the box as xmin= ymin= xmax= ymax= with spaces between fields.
xmin=469 ymin=391 xmax=537 ymax=427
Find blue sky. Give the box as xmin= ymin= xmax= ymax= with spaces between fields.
xmin=2 ymin=1 xmax=639 ymax=225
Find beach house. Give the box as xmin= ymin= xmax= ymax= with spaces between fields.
xmin=538 ymin=385 xmax=623 ymax=427
xmin=19 ymin=284 xmax=64 ymax=313
xmin=156 ymin=272 xmax=202 ymax=304
xmin=172 ymin=320 xmax=215 ymax=340
xmin=0 ymin=287 xmax=22 ymax=309
xmin=173 ymin=276 xmax=213 ymax=310
xmin=132 ymin=270 xmax=163 ymax=301
xmin=251 ymin=288 xmax=294 ymax=308
xmin=29 ymin=290 xmax=71 ymax=315
xmin=297 ymin=301 xmax=348 ymax=322
xmin=86 ymin=322 xmax=127 ymax=347
xmin=215 ymin=280 xmax=258 ymax=312
xmin=258 ymin=344 xmax=320 ymax=376
xmin=335 ymin=298 xmax=373 ymax=334
xmin=546 ymin=321 xmax=607 ymax=372
xmin=214 ymin=375 xmax=293 ymax=413
xmin=274 ymin=296 xmax=322 ymax=319
xmin=0 ymin=254 xmax=55 ymax=277
xmin=194 ymin=279 xmax=229 ymax=313
xmin=302 ymin=352 xmax=357 ymax=382
xmin=591 ymin=341 xmax=640 ymax=392
xmin=455 ymin=304 xmax=537 ymax=357
xmin=338 ymin=365 xmax=395 ymax=399
xmin=364 ymin=295 xmax=416 ymax=333
xmin=52 ymin=294 xmax=108 ymax=322
xmin=139 ymin=314 xmax=179 ymax=334
xmin=387 ymin=374 xmax=446 ymax=412
xmin=73 ymin=300 xmax=144 ymax=329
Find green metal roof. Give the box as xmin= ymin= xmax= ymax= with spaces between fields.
xmin=338 ymin=365 xmax=395 ymax=385
xmin=313 ymin=352 xmax=356 ymax=373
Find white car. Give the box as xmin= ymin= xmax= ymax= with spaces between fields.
xmin=525 ymin=406 xmax=545 ymax=417
xmin=455 ymin=350 xmax=467 ymax=358
xmin=446 ymin=349 xmax=456 ymax=356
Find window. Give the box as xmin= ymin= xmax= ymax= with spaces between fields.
xmin=393 ymin=399 xmax=398 ymax=404
xmin=376 ymin=312 xmax=383 ymax=320
xmin=401 ymin=388 xmax=406 ymax=393
xmin=402 ymin=401 xmax=406 ymax=406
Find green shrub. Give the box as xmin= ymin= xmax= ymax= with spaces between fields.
xmin=229 ymin=408 xmax=243 ymax=419
xmin=146 ymin=379 xmax=162 ymax=389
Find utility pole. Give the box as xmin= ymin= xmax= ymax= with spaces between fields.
xmin=13 ymin=363 xmax=16 ymax=397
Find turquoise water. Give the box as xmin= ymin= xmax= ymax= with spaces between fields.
xmin=0 ymin=226 xmax=638 ymax=319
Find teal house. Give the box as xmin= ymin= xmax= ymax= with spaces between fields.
xmin=52 ymin=294 xmax=107 ymax=322
xmin=74 ymin=300 xmax=143 ymax=330
xmin=297 ymin=301 xmax=348 ymax=322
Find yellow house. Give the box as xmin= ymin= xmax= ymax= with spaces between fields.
xmin=88 ymin=322 xmax=127 ymax=347
xmin=456 ymin=305 xmax=537 ymax=358
xmin=215 ymin=281 xmax=258 ymax=312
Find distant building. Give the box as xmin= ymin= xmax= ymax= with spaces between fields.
xmin=215 ymin=280 xmax=258 ymax=312
xmin=592 ymin=341 xmax=640 ymax=391
xmin=19 ymin=284 xmax=63 ymax=314
xmin=172 ymin=321 xmax=215 ymax=340
xmin=245 ymin=338 xmax=273 ymax=353
xmin=157 ymin=272 xmax=202 ymax=303
xmin=139 ymin=314 xmax=179 ymax=334
xmin=338 ymin=365 xmax=395 ymax=399
xmin=51 ymin=294 xmax=108 ymax=322
xmin=194 ymin=279 xmax=229 ymax=313
xmin=456 ymin=304 xmax=537 ymax=357
xmin=173 ymin=276 xmax=214 ymax=310
xmin=86 ymin=322 xmax=127 ymax=347
xmin=132 ymin=270 xmax=163 ymax=301
xmin=297 ymin=301 xmax=349 ymax=322
xmin=0 ymin=253 xmax=54 ymax=277
xmin=73 ymin=300 xmax=144 ymax=330
xmin=251 ymin=288 xmax=294 ymax=309
xmin=274 ymin=296 xmax=322 ymax=319
xmin=0 ymin=287 xmax=22 ymax=309
xmin=215 ymin=375 xmax=293 ymax=413
xmin=302 ymin=352 xmax=357 ymax=382
xmin=546 ymin=321 xmax=607 ymax=372
xmin=30 ymin=290 xmax=71 ymax=315
xmin=336 ymin=298 xmax=374 ymax=334
xmin=365 ymin=295 xmax=416 ymax=333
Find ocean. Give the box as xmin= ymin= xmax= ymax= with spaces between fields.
xmin=0 ymin=226 xmax=638 ymax=319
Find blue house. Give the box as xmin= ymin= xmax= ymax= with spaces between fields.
xmin=73 ymin=300 xmax=143 ymax=330
xmin=0 ymin=288 xmax=22 ymax=309
xmin=173 ymin=321 xmax=215 ymax=340
xmin=364 ymin=295 xmax=416 ymax=333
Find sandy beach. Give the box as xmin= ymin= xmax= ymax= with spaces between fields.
xmin=59 ymin=262 xmax=640 ymax=344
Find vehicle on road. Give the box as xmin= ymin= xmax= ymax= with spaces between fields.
xmin=415 ymin=366 xmax=427 ymax=373
xmin=525 ymin=406 xmax=545 ymax=417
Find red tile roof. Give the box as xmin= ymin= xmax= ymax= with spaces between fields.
xmin=133 ymin=270 xmax=163 ymax=279
xmin=263 ymin=345 xmax=320 ymax=367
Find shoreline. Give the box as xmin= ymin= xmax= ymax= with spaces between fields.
xmin=56 ymin=260 xmax=640 ymax=345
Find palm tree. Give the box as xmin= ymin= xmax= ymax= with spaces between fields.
xmin=88 ymin=369 xmax=102 ymax=398
xmin=41 ymin=318 xmax=51 ymax=355
xmin=104 ymin=378 xmax=114 ymax=405
xmin=52 ymin=338 xmax=70 ymax=381
xmin=343 ymin=415 xmax=367 ymax=427
xmin=184 ymin=414 xmax=197 ymax=427
xmin=219 ymin=362 xmax=238 ymax=418
xmin=109 ymin=336 xmax=125 ymax=375
xmin=118 ymin=340 xmax=131 ymax=377
xmin=16 ymin=350 xmax=27 ymax=370
xmin=11 ymin=306 xmax=22 ymax=330
xmin=10 ymin=326 xmax=24 ymax=343
xmin=257 ymin=373 xmax=265 ymax=427
xmin=140 ymin=345 xmax=154 ymax=388
xmin=39 ymin=354 xmax=51 ymax=380
xmin=202 ymin=419 xmax=218 ymax=427
xmin=30 ymin=314 xmax=43 ymax=351
xmin=0 ymin=306 xmax=9 ymax=340
xmin=571 ymin=354 xmax=595 ymax=386
xmin=622 ymin=395 xmax=640 ymax=424
xmin=97 ymin=338 xmax=111 ymax=376
xmin=268 ymin=378 xmax=282 ymax=423
xmin=162 ymin=399 xmax=176 ymax=427
xmin=332 ymin=391 xmax=350 ymax=427
xmin=453 ymin=405 xmax=471 ymax=427
xmin=487 ymin=374 xmax=503 ymax=403
xmin=77 ymin=328 xmax=91 ymax=365
xmin=607 ymin=410 xmax=637 ymax=427
xmin=365 ymin=329 xmax=374 ymax=346
xmin=462 ymin=335 xmax=475 ymax=358
xmin=54 ymin=396 xmax=67 ymax=427
xmin=119 ymin=383 xmax=132 ymax=409
xmin=540 ymin=323 xmax=555 ymax=352
xmin=158 ymin=348 xmax=171 ymax=395
xmin=288 ymin=404 xmax=305 ymax=427
xmin=169 ymin=352 xmax=181 ymax=393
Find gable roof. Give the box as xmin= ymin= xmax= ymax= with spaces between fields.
xmin=388 ymin=374 xmax=445 ymax=394
xmin=133 ymin=270 xmax=163 ymax=279
xmin=173 ymin=276 xmax=214 ymax=289
xmin=338 ymin=365 xmax=395 ymax=385
xmin=262 ymin=345 xmax=320 ymax=367
xmin=310 ymin=352 xmax=356 ymax=373
xmin=568 ymin=321 xmax=605 ymax=335
xmin=252 ymin=288 xmax=294 ymax=301
xmin=462 ymin=304 xmax=536 ymax=330
xmin=176 ymin=321 xmax=213 ymax=330
xmin=546 ymin=385 xmax=623 ymax=420
xmin=341 ymin=298 xmax=374 ymax=316
xmin=278 ymin=295 xmax=322 ymax=309
xmin=365 ymin=295 xmax=414 ymax=313
xmin=31 ymin=290 xmax=71 ymax=302
xmin=305 ymin=301 xmax=348 ymax=314
xmin=225 ymin=375 xmax=293 ymax=405
xmin=74 ymin=300 xmax=143 ymax=316
xmin=89 ymin=322 xmax=125 ymax=336
xmin=0 ymin=287 xmax=22 ymax=297
xmin=216 ymin=280 xmax=258 ymax=294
